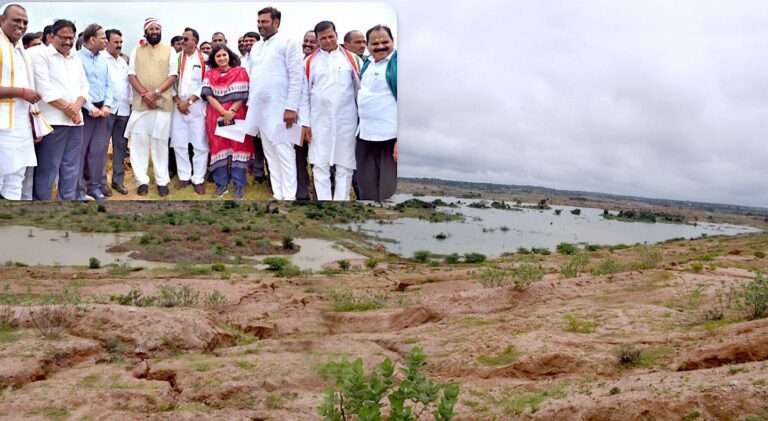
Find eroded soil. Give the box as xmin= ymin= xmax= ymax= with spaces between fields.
xmin=1 ymin=232 xmax=768 ymax=420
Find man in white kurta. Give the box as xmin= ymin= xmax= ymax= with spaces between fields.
xmin=125 ymin=18 xmax=177 ymax=197
xmin=0 ymin=4 xmax=39 ymax=200
xmin=170 ymin=28 xmax=207 ymax=193
xmin=301 ymin=22 xmax=360 ymax=201
xmin=244 ymin=7 xmax=304 ymax=201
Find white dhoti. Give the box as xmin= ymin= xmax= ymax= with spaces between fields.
xmin=0 ymin=166 xmax=27 ymax=200
xmin=0 ymin=104 xmax=37 ymax=201
xmin=126 ymin=109 xmax=172 ymax=186
xmin=171 ymin=103 xmax=208 ymax=185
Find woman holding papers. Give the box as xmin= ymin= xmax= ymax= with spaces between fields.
xmin=200 ymin=44 xmax=254 ymax=199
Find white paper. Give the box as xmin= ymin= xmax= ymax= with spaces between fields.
xmin=271 ymin=123 xmax=302 ymax=146
xmin=214 ymin=119 xmax=248 ymax=143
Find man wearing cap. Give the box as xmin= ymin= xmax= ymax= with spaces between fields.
xmin=0 ymin=4 xmax=42 ymax=200
xmin=125 ymin=17 xmax=177 ymax=197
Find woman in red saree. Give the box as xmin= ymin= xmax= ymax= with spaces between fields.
xmin=201 ymin=44 xmax=254 ymax=199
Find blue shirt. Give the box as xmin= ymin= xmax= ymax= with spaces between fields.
xmin=78 ymin=48 xmax=113 ymax=111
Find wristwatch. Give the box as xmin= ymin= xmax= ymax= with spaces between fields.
xmin=154 ymin=88 xmax=161 ymax=95
xmin=187 ymin=98 xmax=194 ymax=105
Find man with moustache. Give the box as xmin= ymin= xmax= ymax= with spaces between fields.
xmin=0 ymin=4 xmax=42 ymax=200
xmin=211 ymin=31 xmax=226 ymax=47
xmin=356 ymin=25 xmax=398 ymax=201
xmin=125 ymin=18 xmax=177 ymax=197
xmin=300 ymin=21 xmax=361 ymax=201
xmin=31 ymin=19 xmax=90 ymax=200
xmin=237 ymin=36 xmax=245 ymax=56
xmin=170 ymin=27 xmax=207 ymax=195
xmin=199 ymin=41 xmax=212 ymax=56
xmin=100 ymin=28 xmax=131 ymax=195
xmin=76 ymin=24 xmax=113 ymax=201
xmin=21 ymin=31 xmax=41 ymax=48
xmin=293 ymin=29 xmax=319 ymax=200
xmin=244 ymin=6 xmax=304 ymax=201
xmin=170 ymin=35 xmax=182 ymax=53
xmin=343 ymin=30 xmax=366 ymax=59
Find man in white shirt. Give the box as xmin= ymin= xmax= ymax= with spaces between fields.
xmin=0 ymin=4 xmax=41 ymax=200
xmin=356 ymin=25 xmax=398 ymax=202
xmin=31 ymin=19 xmax=90 ymax=200
xmin=300 ymin=21 xmax=361 ymax=201
xmin=343 ymin=30 xmax=367 ymax=59
xmin=244 ymin=6 xmax=304 ymax=201
xmin=125 ymin=18 xmax=177 ymax=197
xmin=100 ymin=28 xmax=131 ymax=195
xmin=171 ymin=27 xmax=207 ymax=195
xmin=240 ymin=30 xmax=267 ymax=185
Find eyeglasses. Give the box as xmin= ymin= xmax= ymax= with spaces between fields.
xmin=182 ymin=37 xmax=195 ymax=42
xmin=55 ymin=34 xmax=75 ymax=41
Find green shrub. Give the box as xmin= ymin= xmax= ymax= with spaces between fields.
xmin=754 ymin=251 xmax=766 ymax=259
xmin=637 ymin=246 xmax=662 ymax=269
xmin=464 ymin=252 xmax=486 ymax=264
xmin=317 ymin=347 xmax=459 ymax=421
xmin=474 ymin=264 xmax=545 ymax=291
xmin=365 ymin=258 xmax=379 ymax=269
xmin=591 ymin=258 xmax=623 ymax=276
xmin=443 ymin=253 xmax=460 ymax=264
xmin=337 ymin=260 xmax=350 ymax=271
xmin=412 ymin=250 xmax=431 ymax=263
xmin=172 ymin=261 xmax=211 ymax=276
xmin=556 ymin=242 xmax=577 ymax=255
xmin=282 ymin=236 xmax=295 ymax=250
xmin=111 ymin=287 xmax=155 ymax=307
xmin=155 ymin=284 xmax=199 ymax=308
xmin=617 ymin=345 xmax=641 ymax=368
xmin=203 ymin=290 xmax=227 ymax=309
xmin=88 ymin=257 xmax=101 ymax=269
xmin=476 ymin=346 xmax=518 ymax=366
xmin=734 ymin=272 xmax=768 ymax=320
xmin=329 ymin=289 xmax=388 ymax=312
xmin=563 ymin=314 xmax=597 ymax=333
xmin=691 ymin=262 xmax=704 ymax=273
xmin=211 ymin=263 xmax=226 ymax=272
xmin=560 ymin=252 xmax=590 ymax=278
xmin=107 ymin=262 xmax=132 ymax=276
xmin=262 ymin=257 xmax=290 ymax=271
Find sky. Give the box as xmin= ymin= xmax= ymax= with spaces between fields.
xmin=12 ymin=0 xmax=768 ymax=207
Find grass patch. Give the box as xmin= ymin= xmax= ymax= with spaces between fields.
xmin=328 ymin=289 xmax=388 ymax=312
xmin=563 ymin=314 xmax=597 ymax=334
xmin=477 ymin=346 xmax=518 ymax=366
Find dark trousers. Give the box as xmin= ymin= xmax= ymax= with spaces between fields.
xmin=251 ymin=136 xmax=266 ymax=177
xmin=33 ymin=125 xmax=83 ymax=200
xmin=212 ymin=161 xmax=248 ymax=188
xmin=101 ymin=114 xmax=129 ymax=186
xmin=355 ymin=138 xmax=397 ymax=201
xmin=295 ymin=142 xmax=310 ymax=200
xmin=78 ymin=109 xmax=109 ymax=197
xmin=168 ymin=139 xmax=177 ymax=178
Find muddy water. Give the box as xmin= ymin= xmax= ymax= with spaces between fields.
xmin=346 ymin=194 xmax=761 ymax=257
xmin=0 ymin=226 xmax=362 ymax=271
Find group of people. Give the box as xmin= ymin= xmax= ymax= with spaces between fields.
xmin=0 ymin=4 xmax=398 ymax=202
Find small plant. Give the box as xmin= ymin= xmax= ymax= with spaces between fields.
xmin=211 ymin=263 xmax=226 ymax=272
xmin=560 ymin=252 xmax=590 ymax=278
xmin=609 ymin=387 xmax=620 ymax=396
xmin=691 ymin=262 xmax=704 ymax=273
xmin=591 ymin=258 xmax=623 ymax=276
xmin=474 ymin=264 xmax=545 ymax=291
xmin=476 ymin=346 xmax=518 ymax=366
xmin=203 ymin=290 xmax=227 ymax=309
xmin=464 ymin=252 xmax=486 ymax=264
xmin=556 ymin=242 xmax=577 ymax=255
xmin=365 ymin=258 xmax=379 ymax=269
xmin=107 ymin=262 xmax=132 ymax=276
xmin=755 ymin=251 xmax=766 ymax=259
xmin=434 ymin=232 xmax=448 ymax=240
xmin=262 ymin=256 xmax=290 ymax=271
xmin=28 ymin=288 xmax=83 ymax=340
xmin=317 ymin=347 xmax=459 ymax=421
xmin=329 ymin=289 xmax=388 ymax=312
xmin=617 ymin=345 xmax=642 ymax=368
xmin=734 ymin=272 xmax=768 ymax=320
xmin=443 ymin=253 xmax=460 ymax=264
xmin=282 ymin=236 xmax=295 ymax=250
xmin=563 ymin=314 xmax=597 ymax=333
xmin=336 ymin=259 xmax=350 ymax=271
xmin=637 ymin=246 xmax=662 ymax=269
xmin=88 ymin=257 xmax=101 ymax=269
xmin=413 ymin=250 xmax=431 ymax=263
xmin=111 ymin=287 xmax=155 ymax=307
xmin=155 ymin=284 xmax=199 ymax=308
xmin=683 ymin=410 xmax=701 ymax=421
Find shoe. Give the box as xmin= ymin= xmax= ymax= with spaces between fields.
xmin=137 ymin=184 xmax=148 ymax=196
xmin=100 ymin=184 xmax=113 ymax=197
xmin=111 ymin=182 xmax=128 ymax=195
xmin=253 ymin=175 xmax=266 ymax=185
xmin=233 ymin=186 xmax=244 ymax=199
xmin=214 ymin=185 xmax=228 ymax=197
xmin=193 ymin=183 xmax=205 ymax=195
xmin=158 ymin=185 xmax=170 ymax=197
xmin=87 ymin=189 xmax=107 ymax=201
xmin=175 ymin=179 xmax=192 ymax=190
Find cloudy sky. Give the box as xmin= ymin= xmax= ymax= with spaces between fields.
xmin=17 ymin=0 xmax=768 ymax=207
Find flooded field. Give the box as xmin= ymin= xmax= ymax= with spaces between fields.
xmin=348 ymin=194 xmax=760 ymax=256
